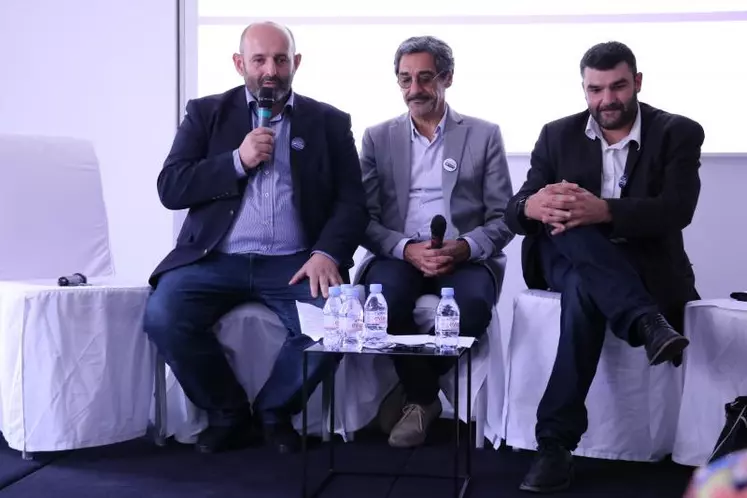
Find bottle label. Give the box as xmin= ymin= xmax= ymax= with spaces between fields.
xmin=436 ymin=316 xmax=459 ymax=332
xmin=323 ymin=314 xmax=338 ymax=330
xmin=364 ymin=311 xmax=387 ymax=326
xmin=341 ymin=316 xmax=362 ymax=332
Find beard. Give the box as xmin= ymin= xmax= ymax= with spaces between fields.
xmin=246 ymin=74 xmax=293 ymax=103
xmin=591 ymin=94 xmax=638 ymax=130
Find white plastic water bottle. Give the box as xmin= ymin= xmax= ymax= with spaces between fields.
xmin=322 ymin=286 xmax=343 ymax=349
xmin=435 ymin=287 xmax=460 ymax=351
xmin=363 ymin=283 xmax=388 ymax=347
xmin=339 ymin=284 xmax=353 ymax=303
xmin=339 ymin=287 xmax=363 ymax=351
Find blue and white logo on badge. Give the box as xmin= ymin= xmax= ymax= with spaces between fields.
xmin=291 ymin=137 xmax=305 ymax=151
xmin=443 ymin=158 xmax=457 ymax=172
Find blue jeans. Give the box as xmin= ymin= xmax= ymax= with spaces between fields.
xmin=143 ymin=251 xmax=335 ymax=427
xmin=535 ymin=226 xmax=658 ymax=449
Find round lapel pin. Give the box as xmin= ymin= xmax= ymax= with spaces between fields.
xmin=291 ymin=137 xmax=305 ymax=151
xmin=443 ymin=158 xmax=457 ymax=172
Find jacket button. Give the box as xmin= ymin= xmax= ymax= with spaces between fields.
xmin=229 ymin=210 xmax=235 ymax=216
xmin=203 ymin=249 xmax=208 ymax=255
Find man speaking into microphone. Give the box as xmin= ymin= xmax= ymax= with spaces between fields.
xmin=356 ymin=36 xmax=514 ymax=448
xmin=143 ymin=22 xmax=366 ymax=455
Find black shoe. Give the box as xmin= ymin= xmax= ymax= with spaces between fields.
xmin=263 ymin=420 xmax=301 ymax=454
xmin=195 ymin=420 xmax=256 ymax=454
xmin=637 ymin=312 xmax=689 ymax=366
xmin=519 ymin=441 xmax=573 ymax=493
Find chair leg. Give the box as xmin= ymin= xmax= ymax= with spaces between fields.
xmin=153 ymin=353 xmax=167 ymax=447
xmin=21 ymin=451 xmax=33 ymax=461
xmin=475 ymin=383 xmax=487 ymax=449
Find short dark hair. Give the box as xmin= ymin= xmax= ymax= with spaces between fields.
xmin=394 ymin=36 xmax=455 ymax=75
xmin=580 ymin=41 xmax=637 ymax=76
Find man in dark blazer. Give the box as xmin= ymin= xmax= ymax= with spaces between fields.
xmin=143 ymin=22 xmax=367 ymax=455
xmin=506 ymin=41 xmax=704 ymax=493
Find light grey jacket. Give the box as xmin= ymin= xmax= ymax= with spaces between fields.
xmin=355 ymin=106 xmax=515 ymax=294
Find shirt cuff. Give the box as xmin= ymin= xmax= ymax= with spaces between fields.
xmin=460 ymin=236 xmax=483 ymax=261
xmin=232 ymin=149 xmax=248 ymax=178
xmin=391 ymin=238 xmax=412 ymax=260
xmin=311 ymin=250 xmax=338 ymax=266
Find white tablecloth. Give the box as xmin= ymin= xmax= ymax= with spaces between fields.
xmin=0 ymin=279 xmax=153 ymax=452
xmin=673 ymin=298 xmax=747 ymax=466
xmin=505 ymin=289 xmax=682 ymax=461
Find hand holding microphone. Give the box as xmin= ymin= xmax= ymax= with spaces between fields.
xmin=405 ymin=215 xmax=456 ymax=276
xmin=238 ymin=87 xmax=275 ymax=171
xmin=430 ymin=214 xmax=447 ymax=249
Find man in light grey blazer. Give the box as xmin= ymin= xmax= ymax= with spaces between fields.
xmin=356 ymin=36 xmax=514 ymax=448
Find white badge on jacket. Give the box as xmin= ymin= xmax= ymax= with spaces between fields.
xmin=443 ymin=158 xmax=457 ymax=172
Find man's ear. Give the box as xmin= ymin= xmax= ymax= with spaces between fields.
xmin=232 ymin=53 xmax=245 ymax=76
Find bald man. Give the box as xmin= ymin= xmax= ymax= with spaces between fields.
xmin=144 ymin=22 xmax=367 ymax=454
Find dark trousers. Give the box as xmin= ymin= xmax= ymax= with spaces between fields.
xmin=143 ymin=252 xmax=336 ymax=427
xmin=535 ymin=226 xmax=659 ymax=450
xmin=363 ymin=258 xmax=496 ymax=405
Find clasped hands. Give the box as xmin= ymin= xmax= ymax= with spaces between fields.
xmin=404 ymin=239 xmax=470 ymax=277
xmin=525 ymin=181 xmax=612 ymax=235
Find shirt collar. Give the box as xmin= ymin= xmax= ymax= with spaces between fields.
xmin=585 ymin=103 xmax=642 ymax=150
xmin=409 ymin=104 xmax=448 ymax=141
xmin=245 ymin=87 xmax=295 ymax=114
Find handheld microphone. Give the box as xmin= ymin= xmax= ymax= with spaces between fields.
xmin=430 ymin=215 xmax=447 ymax=249
xmin=58 ymin=273 xmax=87 ymax=287
xmin=257 ymin=87 xmax=274 ymax=129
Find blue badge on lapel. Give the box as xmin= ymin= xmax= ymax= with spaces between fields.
xmin=442 ymin=158 xmax=457 ymax=172
xmin=291 ymin=137 xmax=305 ymax=151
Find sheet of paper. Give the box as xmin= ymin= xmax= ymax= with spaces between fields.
xmin=295 ymin=301 xmax=325 ymax=341
xmin=389 ymin=335 xmax=476 ymax=349
xmin=295 ymin=301 xmax=476 ymax=348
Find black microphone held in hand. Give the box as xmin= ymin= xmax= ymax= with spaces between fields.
xmin=58 ymin=273 xmax=87 ymax=287
xmin=430 ymin=215 xmax=447 ymax=249
xmin=257 ymin=87 xmax=274 ymax=128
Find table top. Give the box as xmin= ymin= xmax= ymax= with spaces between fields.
xmin=303 ymin=341 xmax=470 ymax=358
xmin=0 ymin=278 xmax=150 ymax=292
xmin=686 ymin=298 xmax=747 ymax=313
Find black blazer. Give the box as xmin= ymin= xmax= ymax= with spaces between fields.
xmin=150 ymin=85 xmax=368 ymax=285
xmin=506 ymin=103 xmax=705 ymax=317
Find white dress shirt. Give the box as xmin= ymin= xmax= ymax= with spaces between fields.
xmin=584 ymin=104 xmax=642 ymax=199
xmin=391 ymin=106 xmax=482 ymax=260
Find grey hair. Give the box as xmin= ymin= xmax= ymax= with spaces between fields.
xmin=239 ymin=21 xmax=296 ymax=54
xmin=394 ymin=36 xmax=455 ymax=75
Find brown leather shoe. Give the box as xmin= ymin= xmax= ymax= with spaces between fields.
xmin=387 ymin=400 xmax=442 ymax=448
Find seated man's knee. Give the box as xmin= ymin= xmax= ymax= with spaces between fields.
xmin=458 ymin=296 xmax=493 ymax=336
xmin=143 ymin=287 xmax=179 ymax=345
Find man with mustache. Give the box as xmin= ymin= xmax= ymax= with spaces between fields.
xmin=356 ymin=36 xmax=514 ymax=448
xmin=144 ymin=22 xmax=367 ymax=454
xmin=506 ymin=41 xmax=704 ymax=493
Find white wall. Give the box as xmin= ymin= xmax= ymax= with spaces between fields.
xmin=496 ymin=155 xmax=747 ymax=334
xmin=0 ymin=0 xmax=178 ymax=281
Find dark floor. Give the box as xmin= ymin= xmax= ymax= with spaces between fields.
xmin=0 ymin=421 xmax=694 ymax=498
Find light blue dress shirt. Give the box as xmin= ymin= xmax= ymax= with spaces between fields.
xmin=218 ymin=89 xmax=307 ymax=256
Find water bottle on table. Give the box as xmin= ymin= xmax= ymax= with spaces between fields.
xmin=435 ymin=287 xmax=460 ymax=351
xmin=339 ymin=286 xmax=363 ymax=351
xmin=322 ymin=286 xmax=343 ymax=349
xmin=363 ymin=283 xmax=388 ymax=347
